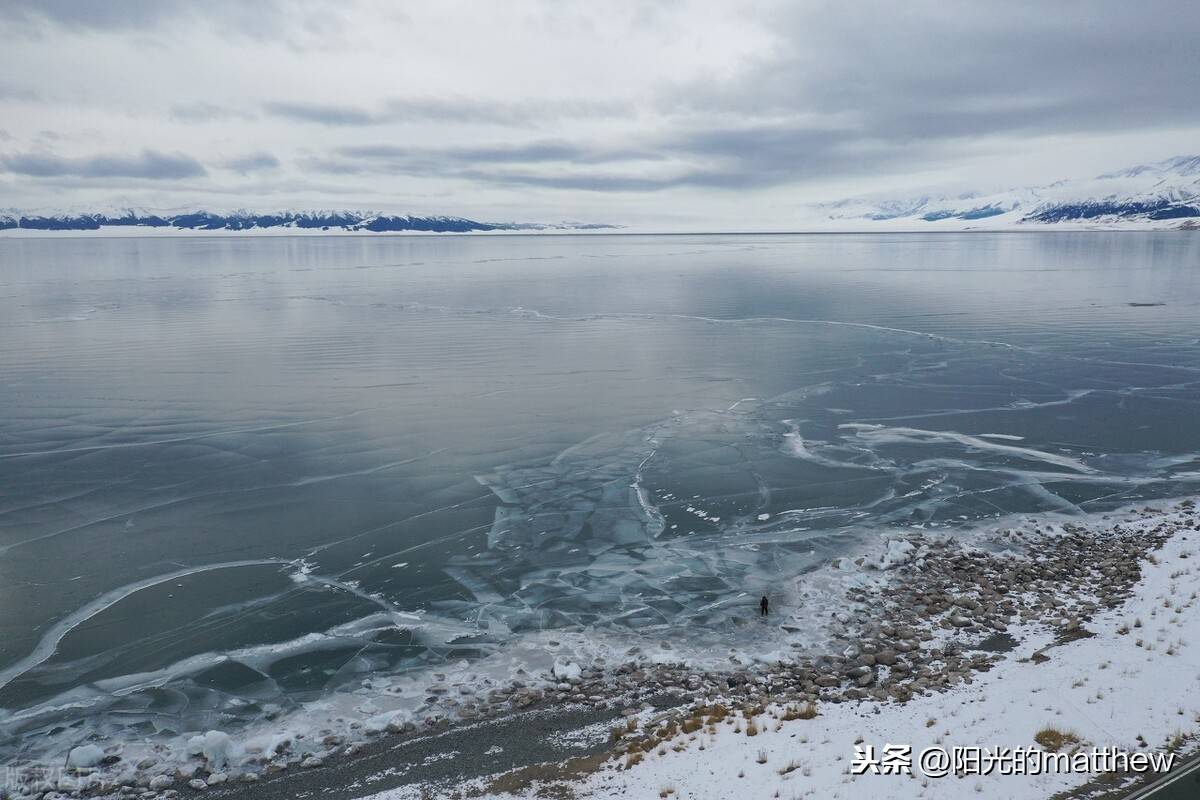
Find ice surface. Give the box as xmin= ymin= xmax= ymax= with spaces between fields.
xmin=4 ymin=233 xmax=1200 ymax=784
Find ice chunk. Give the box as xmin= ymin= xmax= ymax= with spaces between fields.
xmin=364 ymin=710 xmax=408 ymax=735
xmin=187 ymin=730 xmax=235 ymax=766
xmin=873 ymin=538 xmax=916 ymax=569
xmin=67 ymin=744 xmax=105 ymax=769
xmin=552 ymin=660 xmax=582 ymax=681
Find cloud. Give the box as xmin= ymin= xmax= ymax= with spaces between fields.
xmin=0 ymin=0 xmax=185 ymax=30
xmin=264 ymin=97 xmax=621 ymax=127
xmin=264 ymin=102 xmax=377 ymax=126
xmin=667 ymin=2 xmax=1200 ymax=162
xmin=0 ymin=81 xmax=38 ymax=102
xmin=0 ymin=0 xmax=350 ymax=47
xmin=338 ymin=140 xmax=653 ymax=166
xmin=0 ymin=149 xmax=207 ymax=179
xmin=169 ymin=102 xmax=257 ymax=123
xmin=224 ymin=152 xmax=281 ymax=174
xmin=0 ymin=0 xmax=306 ymax=34
xmin=309 ymin=126 xmax=900 ymax=192
xmin=456 ymin=169 xmax=693 ymax=193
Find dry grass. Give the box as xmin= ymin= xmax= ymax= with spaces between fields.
xmin=1034 ymin=726 xmax=1080 ymax=753
xmin=483 ymin=751 xmax=611 ymax=797
xmin=780 ymin=702 xmax=818 ymax=721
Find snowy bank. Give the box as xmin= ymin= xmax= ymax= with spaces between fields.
xmin=402 ymin=501 xmax=1200 ymax=800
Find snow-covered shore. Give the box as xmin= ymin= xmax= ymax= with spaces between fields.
xmin=407 ymin=500 xmax=1200 ymax=800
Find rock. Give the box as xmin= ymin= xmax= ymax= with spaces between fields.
xmin=148 ymin=776 xmax=173 ymax=791
xmin=301 ymin=756 xmax=323 ymax=769
xmin=205 ymin=773 xmax=227 ymax=786
xmin=188 ymin=779 xmax=207 ymax=791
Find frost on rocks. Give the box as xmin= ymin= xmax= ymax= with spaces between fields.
xmin=187 ymin=730 xmax=235 ymax=767
xmin=870 ymin=538 xmax=918 ymax=570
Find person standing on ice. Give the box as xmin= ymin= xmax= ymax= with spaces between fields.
xmin=759 ymin=595 xmax=769 ymax=616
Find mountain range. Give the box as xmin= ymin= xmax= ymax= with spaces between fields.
xmin=0 ymin=208 xmax=618 ymax=234
xmin=4 ymin=155 xmax=1200 ymax=234
xmin=814 ymin=154 xmax=1200 ymax=229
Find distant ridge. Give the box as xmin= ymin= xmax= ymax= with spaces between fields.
xmin=0 ymin=208 xmax=619 ymax=234
xmin=815 ymin=154 xmax=1200 ymax=230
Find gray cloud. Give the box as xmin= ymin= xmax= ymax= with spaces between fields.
xmin=456 ymin=169 xmax=692 ymax=193
xmin=169 ymin=102 xmax=257 ymax=123
xmin=427 ymin=1 xmax=1200 ymax=194
xmin=0 ymin=81 xmax=38 ymax=102
xmin=665 ymin=2 xmax=1200 ymax=168
xmin=338 ymin=140 xmax=655 ymax=166
xmin=0 ymin=0 xmax=300 ymax=34
xmin=0 ymin=0 xmax=185 ymax=30
xmin=265 ymin=102 xmax=378 ymax=126
xmin=0 ymin=149 xmax=207 ymax=179
xmin=265 ymin=97 xmax=621 ymax=127
xmin=224 ymin=152 xmax=281 ymax=174
xmin=309 ymin=126 xmax=903 ymax=192
xmin=0 ymin=0 xmax=349 ymax=49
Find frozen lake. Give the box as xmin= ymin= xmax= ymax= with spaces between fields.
xmin=2 ymin=231 xmax=1199 ymax=763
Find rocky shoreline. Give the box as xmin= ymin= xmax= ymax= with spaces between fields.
xmin=7 ymin=499 xmax=1195 ymax=800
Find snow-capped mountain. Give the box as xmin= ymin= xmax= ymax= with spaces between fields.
xmin=815 ymin=155 xmax=1200 ymax=229
xmin=0 ymin=207 xmax=618 ymax=234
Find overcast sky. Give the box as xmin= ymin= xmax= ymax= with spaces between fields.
xmin=2 ymin=0 xmax=1198 ymax=228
